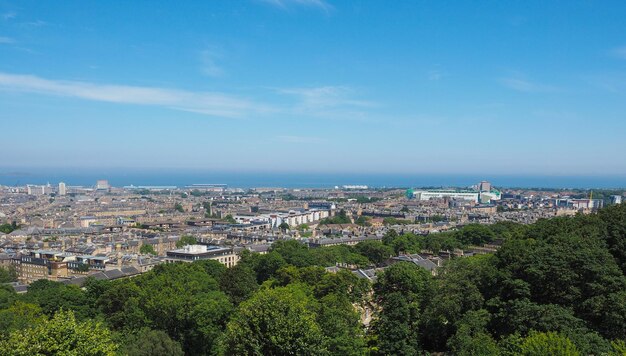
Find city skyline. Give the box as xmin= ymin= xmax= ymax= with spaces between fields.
xmin=2 ymin=1 xmax=626 ymax=175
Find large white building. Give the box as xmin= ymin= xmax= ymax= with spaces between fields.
xmin=342 ymin=185 xmax=368 ymax=190
xmin=58 ymin=182 xmax=66 ymax=196
xmin=480 ymin=190 xmax=501 ymax=202
xmin=411 ymin=186 xmax=501 ymax=204
xmin=556 ymin=199 xmax=604 ymax=210
xmin=27 ymin=185 xmax=45 ymax=196
xmin=270 ymin=209 xmax=331 ymax=227
xmin=412 ymin=190 xmax=480 ymax=203
xmin=165 ymin=244 xmax=239 ymax=267
xmin=96 ymin=180 xmax=110 ymax=190
xmin=230 ymin=207 xmax=333 ymax=229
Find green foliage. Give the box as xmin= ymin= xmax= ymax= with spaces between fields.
xmin=195 ymin=259 xmax=227 ymax=281
xmin=175 ymin=235 xmax=197 ymax=248
xmin=219 ymin=265 xmax=259 ymax=305
xmin=310 ymin=245 xmax=371 ymax=268
xmin=489 ymin=220 xmax=527 ymax=240
xmin=455 ymin=224 xmax=496 ymax=245
xmin=372 ymin=262 xmax=432 ymax=355
xmin=354 ymin=240 xmax=394 ymax=264
xmin=318 ymin=292 xmax=367 ymax=355
xmin=331 ymin=269 xmax=371 ymax=302
xmin=0 ymin=309 xmax=118 ymax=355
xmin=220 ymin=285 xmax=326 ymax=355
xmin=119 ymin=328 xmax=184 ymax=356
xmin=396 ymin=221 xmax=519 ymax=255
xmin=355 ymin=215 xmax=370 ymax=226
xmin=97 ymin=280 xmax=147 ymax=331
xmin=0 ymin=221 xmax=19 ymax=234
xmin=495 ymin=233 xmax=626 ymax=338
xmin=223 ymin=214 xmax=237 ymax=224
xmin=598 ymin=203 xmax=626 ymax=274
xmin=381 ymin=229 xmax=398 ymax=244
xmin=611 ymin=339 xmax=626 ymax=355
xmin=202 ymin=201 xmax=212 ymax=215
xmin=98 ymin=262 xmax=231 ymax=355
xmin=383 ymin=231 xmax=423 ymax=254
xmin=320 ymin=209 xmax=352 ymax=224
xmin=174 ymin=203 xmax=184 ymax=213
xmin=0 ymin=301 xmax=45 ymax=337
xmin=20 ymin=280 xmax=94 ymax=320
xmin=420 ymin=255 xmax=493 ymax=350
xmin=0 ymin=284 xmax=17 ymax=309
xmin=251 ymin=251 xmax=287 ymax=283
xmin=447 ymin=309 xmax=500 ymax=356
xmin=0 ymin=266 xmax=17 ymax=283
xmin=265 ymin=240 xmax=372 ymax=269
xmin=186 ymin=291 xmax=233 ymax=354
xmin=139 ymin=243 xmax=157 ymax=255
xmin=270 ymin=240 xmax=317 ymax=267
xmin=216 ymin=260 xmax=369 ymax=355
xmin=426 ymin=214 xmax=446 ymax=223
xmin=278 ymin=221 xmax=290 ymax=230
xmin=383 ymin=217 xmax=412 ymax=225
xmin=190 ymin=189 xmax=204 ymax=197
xmin=280 ymin=193 xmax=298 ymax=201
xmin=520 ymin=331 xmax=581 ymax=356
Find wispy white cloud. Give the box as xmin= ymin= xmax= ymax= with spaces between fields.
xmin=0 ymin=72 xmax=379 ymax=121
xmin=259 ymin=0 xmax=332 ymax=12
xmin=0 ymin=72 xmax=274 ymax=118
xmin=610 ymin=46 xmax=626 ymax=60
xmin=278 ymin=86 xmax=374 ymax=109
xmin=22 ymin=20 xmax=47 ymax=27
xmin=499 ymin=76 xmax=557 ymax=93
xmin=2 ymin=12 xmax=16 ymax=20
xmin=200 ymin=47 xmax=225 ymax=77
xmin=276 ymin=86 xmax=379 ymax=122
xmin=0 ymin=36 xmax=15 ymax=44
xmin=277 ymin=135 xmax=326 ymax=143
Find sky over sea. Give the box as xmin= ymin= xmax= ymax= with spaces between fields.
xmin=1 ymin=1 xmax=626 ymax=176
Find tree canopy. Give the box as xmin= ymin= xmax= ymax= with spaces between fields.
xmin=0 ymin=309 xmax=117 ymax=356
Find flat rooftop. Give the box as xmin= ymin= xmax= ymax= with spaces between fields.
xmin=168 ymin=244 xmax=230 ymax=255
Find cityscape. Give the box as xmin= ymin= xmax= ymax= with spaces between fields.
xmin=2 ymin=1 xmax=626 ymax=355
xmin=1 ymin=178 xmax=623 ymax=286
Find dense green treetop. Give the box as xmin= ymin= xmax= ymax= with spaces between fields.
xmin=220 ymin=284 xmax=326 ymax=355
xmin=139 ymin=244 xmax=157 ymax=255
xmin=0 ymin=309 xmax=117 ymax=356
xmin=0 ymin=221 xmax=19 ymax=234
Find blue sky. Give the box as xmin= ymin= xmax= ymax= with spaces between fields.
xmin=1 ymin=0 xmax=626 ymax=175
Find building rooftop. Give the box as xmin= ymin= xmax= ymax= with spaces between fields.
xmin=168 ymin=244 xmax=230 ymax=255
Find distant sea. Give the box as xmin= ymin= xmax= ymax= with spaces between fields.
xmin=0 ymin=168 xmax=625 ymax=190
